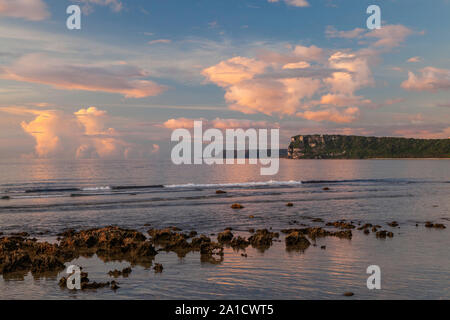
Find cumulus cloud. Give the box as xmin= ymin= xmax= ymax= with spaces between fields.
xmin=401 ymin=67 xmax=450 ymax=92
xmin=293 ymin=45 xmax=324 ymax=62
xmin=202 ymin=57 xmax=267 ymax=87
xmin=0 ymin=0 xmax=49 ymax=21
xmin=0 ymin=106 xmax=151 ymax=159
xmin=203 ymin=44 xmax=376 ymax=123
xmin=1 ymin=53 xmax=167 ymax=98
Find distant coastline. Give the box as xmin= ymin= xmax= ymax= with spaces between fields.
xmin=287 ymin=135 xmax=450 ymax=159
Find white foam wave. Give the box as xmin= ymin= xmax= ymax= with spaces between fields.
xmin=164 ymin=180 xmax=302 ymax=189
xmin=82 ymin=186 xmax=111 ymax=191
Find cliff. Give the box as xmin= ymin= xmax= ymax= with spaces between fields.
xmin=287 ymin=135 xmax=450 ymax=159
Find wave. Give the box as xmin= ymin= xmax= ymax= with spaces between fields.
xmin=25 ymin=187 xmax=81 ymax=193
xmin=82 ymin=186 xmax=111 ymax=191
xmin=164 ymin=180 xmax=303 ymax=189
xmin=111 ymin=185 xmax=164 ymax=190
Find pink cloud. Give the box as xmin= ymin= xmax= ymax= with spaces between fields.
xmin=297 ymin=107 xmax=360 ymax=123
xmin=148 ymin=39 xmax=172 ymax=45
xmin=202 ymin=56 xmax=267 ymax=87
xmin=268 ymin=0 xmax=310 ymax=8
xmin=401 ymin=67 xmax=450 ymax=92
xmin=0 ymin=106 xmax=149 ymax=159
xmin=162 ymin=117 xmax=279 ymax=130
xmin=202 ymin=45 xmax=377 ymax=122
xmin=365 ymin=24 xmax=414 ymax=48
xmin=0 ymin=0 xmax=49 ymax=21
xmin=1 ymin=53 xmax=167 ymax=98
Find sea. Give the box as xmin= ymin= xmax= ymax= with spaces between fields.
xmin=0 ymin=158 xmax=449 ymax=299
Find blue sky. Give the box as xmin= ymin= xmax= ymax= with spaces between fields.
xmin=0 ymin=0 xmax=449 ymax=158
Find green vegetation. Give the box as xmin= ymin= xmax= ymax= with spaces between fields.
xmin=288 ymin=135 xmax=450 ymax=159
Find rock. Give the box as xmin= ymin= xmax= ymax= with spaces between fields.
xmin=322 ymin=187 xmax=330 ymax=191
xmin=285 ymin=231 xmax=311 ymax=250
xmin=357 ymin=223 xmax=372 ymax=230
xmin=281 ymin=227 xmax=352 ymax=240
xmin=376 ymin=230 xmax=393 ymax=239
xmin=110 ymin=280 xmax=120 ymax=290
xmin=364 ymin=229 xmax=370 ymax=235
xmin=231 ymin=203 xmax=244 ymax=209
xmin=153 ymin=263 xmax=163 ymax=273
xmin=241 ymin=253 xmax=248 ymax=257
xmin=217 ymin=230 xmax=234 ymax=243
xmin=425 ymin=222 xmax=446 ymax=229
xmin=248 ymin=229 xmax=279 ymax=249
xmin=11 ymin=232 xmax=29 ymax=237
xmin=248 ymin=228 xmax=255 ymax=234
xmin=326 ymin=221 xmax=355 ymax=229
xmin=191 ymin=235 xmax=212 ymax=248
xmin=286 ymin=203 xmax=294 ymax=207
xmin=230 ymin=236 xmax=250 ymax=249
xmin=108 ymin=266 xmax=132 ymax=278
xmin=188 ymin=231 xmax=198 ymax=238
xmin=343 ymin=292 xmax=354 ymax=297
xmin=1 ymin=196 xmax=10 ymax=200
xmin=200 ymin=242 xmax=223 ymax=255
xmin=371 ymin=227 xmax=378 ymax=232
xmin=312 ymin=218 xmax=324 ymax=223
xmin=320 ymin=246 xmax=326 ymax=250
xmin=387 ymin=221 xmax=399 ymax=227
xmin=216 ymin=190 xmax=227 ymax=194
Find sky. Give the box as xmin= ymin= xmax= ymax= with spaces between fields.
xmin=0 ymin=0 xmax=449 ymax=159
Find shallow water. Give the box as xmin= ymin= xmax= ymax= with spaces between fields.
xmin=0 ymin=158 xmax=449 ymax=299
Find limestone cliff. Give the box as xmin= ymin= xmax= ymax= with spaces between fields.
xmin=287 ymin=135 xmax=450 ymax=159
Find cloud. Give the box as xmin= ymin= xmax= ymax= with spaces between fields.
xmin=203 ymin=44 xmax=377 ymax=122
xmin=71 ymin=0 xmax=123 ymax=14
xmin=268 ymin=0 xmax=310 ymax=7
xmin=148 ymin=39 xmax=172 ymax=45
xmin=293 ymin=45 xmax=324 ymax=62
xmin=282 ymin=61 xmax=310 ymax=69
xmin=297 ymin=107 xmax=360 ymax=123
xmin=407 ymin=56 xmax=422 ymax=63
xmin=162 ymin=117 xmax=279 ymax=130
xmin=0 ymin=0 xmax=49 ymax=21
xmin=393 ymin=127 xmax=450 ymax=139
xmin=365 ymin=24 xmax=414 ymax=48
xmin=326 ymin=24 xmax=417 ymax=49
xmin=1 ymin=53 xmax=167 ymax=98
xmin=326 ymin=26 xmax=365 ymax=39
xmin=401 ymin=67 xmax=450 ymax=92
xmin=162 ymin=117 xmax=198 ymax=129
xmin=202 ymin=56 xmax=267 ymax=87
xmin=0 ymin=106 xmax=155 ymax=159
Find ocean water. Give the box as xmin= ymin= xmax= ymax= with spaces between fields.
xmin=0 ymin=158 xmax=449 ymax=299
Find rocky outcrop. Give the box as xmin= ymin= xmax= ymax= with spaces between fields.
xmin=287 ymin=134 xmax=450 ymax=159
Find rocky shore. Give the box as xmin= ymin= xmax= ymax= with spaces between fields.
xmin=0 ymin=200 xmax=446 ymax=293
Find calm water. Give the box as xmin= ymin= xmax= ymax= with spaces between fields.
xmin=0 ymin=158 xmax=449 ymax=299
